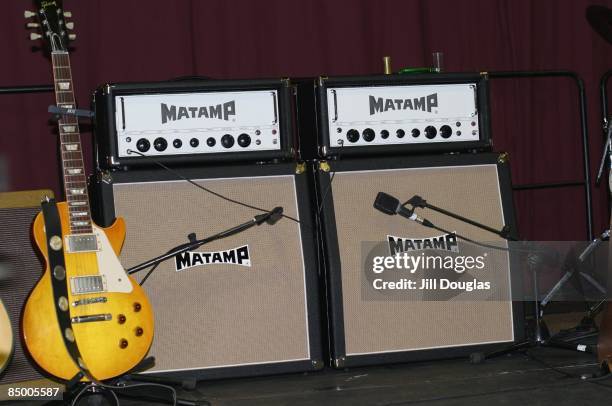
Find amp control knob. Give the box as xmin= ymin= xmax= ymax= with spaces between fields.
xmin=206 ymin=137 xmax=216 ymax=147
xmin=380 ymin=130 xmax=390 ymax=139
xmin=153 ymin=137 xmax=168 ymax=151
xmin=136 ymin=138 xmax=150 ymax=152
xmin=237 ymin=133 xmax=251 ymax=148
xmin=172 ymin=139 xmax=182 ymax=148
xmin=190 ymin=138 xmax=199 ymax=148
xmin=411 ymin=128 xmax=420 ymax=138
xmin=221 ymin=134 xmax=235 ymax=148
xmin=424 ymin=126 xmax=437 ymax=139
xmin=396 ymin=129 xmax=405 ymax=138
xmin=440 ymin=125 xmax=452 ymax=139
xmin=346 ymin=129 xmax=360 ymax=143
xmin=362 ymin=128 xmax=375 ymax=142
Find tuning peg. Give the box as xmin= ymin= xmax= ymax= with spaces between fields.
xmin=29 ymin=33 xmax=42 ymax=40
xmin=65 ymin=22 xmax=74 ymax=30
xmin=26 ymin=22 xmax=40 ymax=28
xmin=63 ymin=11 xmax=72 ymax=18
xmin=24 ymin=10 xmax=36 ymax=18
xmin=68 ymin=33 xmax=76 ymax=41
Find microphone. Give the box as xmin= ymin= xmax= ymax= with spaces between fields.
xmin=374 ymin=192 xmax=434 ymax=228
xmin=254 ymin=207 xmax=284 ymax=225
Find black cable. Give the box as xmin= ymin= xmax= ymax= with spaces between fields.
xmin=316 ymin=142 xmax=344 ymax=217
xmin=126 ymin=149 xmax=300 ymax=224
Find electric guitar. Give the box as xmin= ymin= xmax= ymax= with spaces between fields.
xmin=22 ymin=1 xmax=154 ymax=381
xmin=0 ymin=299 xmax=13 ymax=373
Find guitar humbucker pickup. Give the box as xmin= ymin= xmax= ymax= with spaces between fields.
xmin=65 ymin=234 xmax=99 ymax=253
xmin=70 ymin=275 xmax=107 ymax=295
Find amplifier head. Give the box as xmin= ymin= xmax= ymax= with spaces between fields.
xmin=308 ymin=73 xmax=491 ymax=159
xmin=93 ymin=79 xmax=296 ymax=169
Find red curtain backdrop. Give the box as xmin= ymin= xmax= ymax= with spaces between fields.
xmin=1 ymin=0 xmax=612 ymax=240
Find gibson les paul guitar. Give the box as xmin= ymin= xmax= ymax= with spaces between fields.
xmin=22 ymin=1 xmax=154 ymax=381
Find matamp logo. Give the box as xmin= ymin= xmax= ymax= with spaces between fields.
xmin=369 ymin=94 xmax=438 ymax=115
xmin=175 ymin=245 xmax=251 ymax=271
xmin=161 ymin=100 xmax=236 ymax=124
xmin=387 ymin=233 xmax=458 ymax=256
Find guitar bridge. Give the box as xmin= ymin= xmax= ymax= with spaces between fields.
xmin=65 ymin=234 xmax=99 ymax=253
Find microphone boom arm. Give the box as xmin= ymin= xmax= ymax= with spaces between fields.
xmin=127 ymin=207 xmax=283 ymax=275
xmin=408 ymin=195 xmax=514 ymax=240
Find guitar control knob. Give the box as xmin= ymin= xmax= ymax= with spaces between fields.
xmin=440 ymin=125 xmax=452 ymax=139
xmin=29 ymin=33 xmax=42 ymax=40
xmin=380 ymin=130 xmax=390 ymax=139
xmin=396 ymin=129 xmax=405 ymax=138
xmin=362 ymin=128 xmax=375 ymax=142
xmin=172 ymin=139 xmax=182 ymax=148
xmin=411 ymin=128 xmax=420 ymax=138
xmin=153 ymin=137 xmax=167 ymax=151
xmin=221 ymin=134 xmax=235 ymax=148
xmin=189 ymin=138 xmax=199 ymax=148
xmin=136 ymin=139 xmax=150 ymax=152
xmin=424 ymin=126 xmax=437 ymax=139
xmin=206 ymin=137 xmax=216 ymax=147
xmin=237 ymin=133 xmax=251 ymax=148
xmin=346 ymin=129 xmax=360 ymax=143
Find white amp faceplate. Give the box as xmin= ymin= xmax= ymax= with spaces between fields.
xmin=326 ymin=83 xmax=480 ymax=147
xmin=115 ymin=90 xmax=281 ymax=157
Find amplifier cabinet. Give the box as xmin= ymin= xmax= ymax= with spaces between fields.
xmin=0 ymin=190 xmax=54 ymax=385
xmin=93 ymin=79 xmax=296 ymax=169
xmin=315 ymin=153 xmax=523 ymax=367
xmin=310 ymin=73 xmax=492 ymax=159
xmin=91 ymin=163 xmax=322 ymax=379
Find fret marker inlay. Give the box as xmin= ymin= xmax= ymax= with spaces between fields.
xmin=58 ymin=82 xmax=71 ymax=90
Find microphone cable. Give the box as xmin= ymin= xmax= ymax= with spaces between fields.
xmin=125 ymin=149 xmax=300 ymax=224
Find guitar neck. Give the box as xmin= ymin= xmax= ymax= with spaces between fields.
xmin=51 ymin=51 xmax=92 ymax=235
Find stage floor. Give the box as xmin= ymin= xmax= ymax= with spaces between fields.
xmin=45 ymin=346 xmax=611 ymax=406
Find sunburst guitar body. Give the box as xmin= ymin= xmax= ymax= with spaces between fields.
xmin=23 ymin=203 xmax=154 ymax=381
xmin=22 ymin=1 xmax=153 ymax=381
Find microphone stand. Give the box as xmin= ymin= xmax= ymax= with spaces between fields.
xmin=394 ymin=195 xmax=600 ymax=362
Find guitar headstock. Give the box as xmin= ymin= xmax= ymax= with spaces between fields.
xmin=26 ymin=0 xmax=75 ymax=53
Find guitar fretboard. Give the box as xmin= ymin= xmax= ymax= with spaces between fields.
xmin=51 ymin=51 xmax=92 ymax=235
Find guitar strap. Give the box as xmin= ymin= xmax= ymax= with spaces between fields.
xmin=41 ymin=199 xmax=92 ymax=382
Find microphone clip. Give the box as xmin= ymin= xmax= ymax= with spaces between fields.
xmin=406 ymin=195 xmax=427 ymax=208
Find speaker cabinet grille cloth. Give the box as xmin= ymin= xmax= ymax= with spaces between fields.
xmin=318 ymin=154 xmax=522 ymax=367
xmin=95 ymin=164 xmax=321 ymax=378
